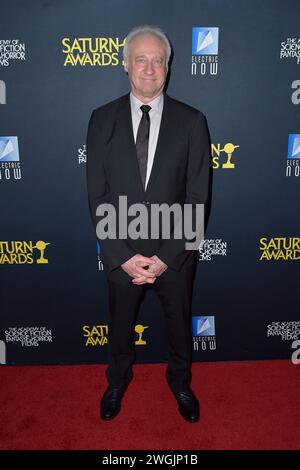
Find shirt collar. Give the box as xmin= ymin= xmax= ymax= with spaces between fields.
xmin=130 ymin=91 xmax=164 ymax=114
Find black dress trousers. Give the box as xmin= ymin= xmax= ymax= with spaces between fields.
xmin=105 ymin=253 xmax=198 ymax=393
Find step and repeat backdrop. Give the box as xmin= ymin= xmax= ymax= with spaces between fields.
xmin=0 ymin=0 xmax=299 ymax=366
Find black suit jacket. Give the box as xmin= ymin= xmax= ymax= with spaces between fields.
xmin=86 ymin=92 xmax=211 ymax=284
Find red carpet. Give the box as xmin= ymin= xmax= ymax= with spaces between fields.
xmin=0 ymin=360 xmax=299 ymax=450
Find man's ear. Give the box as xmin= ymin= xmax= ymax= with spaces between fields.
xmin=123 ymin=60 xmax=128 ymax=73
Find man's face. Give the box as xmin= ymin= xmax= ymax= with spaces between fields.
xmin=124 ymin=33 xmax=168 ymax=101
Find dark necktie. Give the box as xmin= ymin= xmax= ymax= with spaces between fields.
xmin=136 ymin=105 xmax=151 ymax=189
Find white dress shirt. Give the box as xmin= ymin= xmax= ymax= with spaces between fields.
xmin=130 ymin=92 xmax=164 ymax=190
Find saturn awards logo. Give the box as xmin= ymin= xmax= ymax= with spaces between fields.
xmin=83 ymin=325 xmax=109 ymax=346
xmin=134 ymin=324 xmax=149 ymax=345
xmin=210 ymin=142 xmax=240 ymax=170
xmin=259 ymin=237 xmax=300 ymax=261
xmin=0 ymin=240 xmax=51 ymax=265
xmin=83 ymin=323 xmax=149 ymax=346
xmin=61 ymin=36 xmax=126 ymax=67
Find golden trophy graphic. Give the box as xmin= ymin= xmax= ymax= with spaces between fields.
xmin=135 ymin=324 xmax=148 ymax=345
xmin=221 ymin=143 xmax=240 ymax=169
xmin=34 ymin=240 xmax=50 ymax=264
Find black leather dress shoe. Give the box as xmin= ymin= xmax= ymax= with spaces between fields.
xmin=100 ymin=385 xmax=128 ymax=420
xmin=173 ymin=388 xmax=200 ymax=423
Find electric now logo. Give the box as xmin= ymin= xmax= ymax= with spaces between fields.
xmin=0 ymin=136 xmax=19 ymax=162
xmin=191 ymin=27 xmax=219 ymax=76
xmin=192 ymin=316 xmax=215 ymax=336
xmin=288 ymin=134 xmax=300 ymax=159
xmin=192 ymin=28 xmax=219 ymax=55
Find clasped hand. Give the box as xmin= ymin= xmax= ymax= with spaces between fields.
xmin=121 ymin=254 xmax=168 ymax=285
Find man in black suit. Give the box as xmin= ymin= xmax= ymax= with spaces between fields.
xmin=87 ymin=25 xmax=211 ymax=423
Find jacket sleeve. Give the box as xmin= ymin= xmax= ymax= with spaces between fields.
xmin=86 ymin=110 xmax=136 ymax=271
xmin=156 ymin=111 xmax=211 ymax=271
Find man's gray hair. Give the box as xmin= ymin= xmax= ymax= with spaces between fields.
xmin=123 ymin=25 xmax=171 ymax=67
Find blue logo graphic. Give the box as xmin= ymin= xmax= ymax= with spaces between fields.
xmin=192 ymin=316 xmax=215 ymax=336
xmin=97 ymin=241 xmax=101 ymax=256
xmin=288 ymin=134 xmax=300 ymax=159
xmin=192 ymin=28 xmax=219 ymax=55
xmin=0 ymin=136 xmax=19 ymax=162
